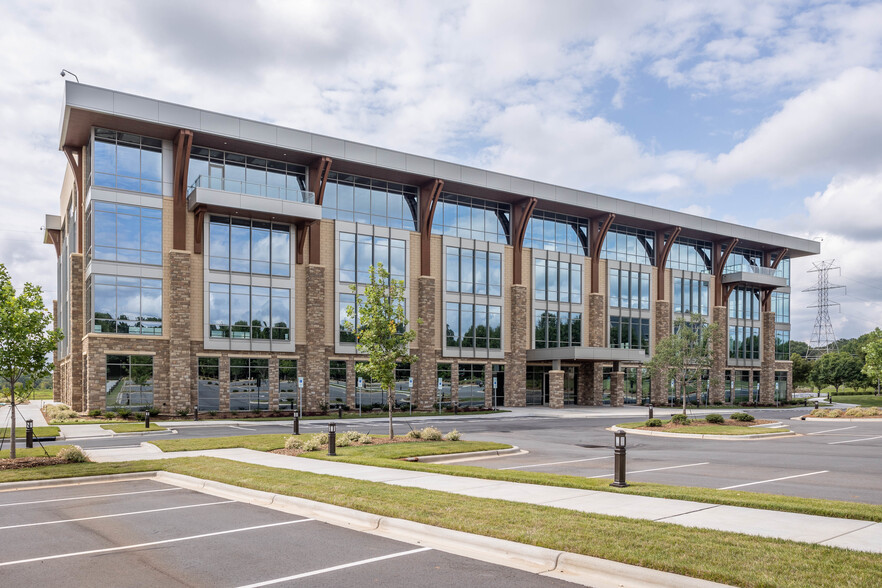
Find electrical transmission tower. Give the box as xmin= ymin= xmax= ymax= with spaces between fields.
xmin=804 ymin=260 xmax=845 ymax=359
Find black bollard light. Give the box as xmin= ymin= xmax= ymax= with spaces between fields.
xmin=293 ymin=414 xmax=300 ymax=436
xmin=194 ymin=407 xmax=199 ymax=421
xmin=328 ymin=422 xmax=337 ymax=456
xmin=648 ymin=404 xmax=654 ymax=420
xmin=611 ymin=430 xmax=628 ymax=488
xmin=814 ymin=401 xmax=819 ymax=410
xmin=25 ymin=419 xmax=34 ymax=449
xmin=454 ymin=403 xmax=458 ymax=415
xmin=338 ymin=406 xmax=343 ymax=419
xmin=145 ymin=411 xmax=150 ymax=429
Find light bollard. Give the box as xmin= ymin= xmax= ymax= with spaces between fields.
xmin=648 ymin=404 xmax=653 ymax=420
xmin=25 ymin=419 xmax=34 ymax=449
xmin=814 ymin=401 xmax=819 ymax=410
xmin=194 ymin=407 xmax=199 ymax=421
xmin=292 ymin=415 xmax=299 ymax=436
xmin=145 ymin=411 xmax=150 ymax=429
xmin=610 ymin=430 xmax=628 ymax=488
xmin=328 ymin=422 xmax=337 ymax=456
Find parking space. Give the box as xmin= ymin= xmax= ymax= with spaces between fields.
xmin=0 ymin=479 xmax=574 ymax=587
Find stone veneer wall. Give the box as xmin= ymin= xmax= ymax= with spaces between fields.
xmin=506 ymin=284 xmax=528 ymax=406
xmin=69 ymin=253 xmax=84 ymax=411
xmin=650 ymin=299 xmax=672 ymax=404
xmin=415 ymin=276 xmax=437 ymax=410
xmin=52 ymin=300 xmax=60 ymax=401
xmin=587 ymin=292 xmax=605 ymax=347
xmin=167 ymin=250 xmax=191 ymax=413
xmin=303 ymin=264 xmax=329 ymax=411
xmin=82 ymin=336 xmax=170 ymax=413
xmin=609 ymin=371 xmax=624 ymax=407
xmin=760 ymin=311 xmax=776 ymax=404
xmin=709 ymin=306 xmax=728 ymax=404
xmin=548 ymin=370 xmax=564 ymax=408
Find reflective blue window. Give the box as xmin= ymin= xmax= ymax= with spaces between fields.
xmin=524 ymin=211 xmax=588 ymax=255
xmin=536 ymin=259 xmax=582 ymax=303
xmin=608 ymin=268 xmax=650 ymax=310
xmin=729 ymin=326 xmax=760 ymax=360
xmin=667 ymin=237 xmax=712 ymax=273
xmin=208 ymin=216 xmax=290 ymax=277
xmin=431 ymin=193 xmax=509 ymax=244
xmin=209 ymin=283 xmax=289 ymax=340
xmin=601 ymin=225 xmax=654 ymax=265
xmin=445 ymin=303 xmax=501 ymax=349
xmin=106 ymin=355 xmax=154 ymax=409
xmin=323 ymin=172 xmax=418 ymax=230
xmin=772 ymin=292 xmax=790 ymax=322
xmin=188 ymin=147 xmax=309 ymax=203
xmin=338 ymin=232 xmax=406 ymax=284
xmin=447 ymin=247 xmax=502 ymax=296
xmin=535 ymin=310 xmax=581 ymax=349
xmin=673 ymin=277 xmax=710 ymax=315
xmin=89 ymin=201 xmax=162 ymax=265
xmin=776 ymin=330 xmax=791 ymax=360
xmin=91 ymin=275 xmax=162 ymax=335
xmin=93 ymin=128 xmax=162 ymax=195
xmin=774 ymin=256 xmax=791 ymax=286
xmin=729 ymin=287 xmax=761 ymax=320
xmin=724 ymin=247 xmax=763 ymax=274
xmin=609 ymin=316 xmax=650 ymax=351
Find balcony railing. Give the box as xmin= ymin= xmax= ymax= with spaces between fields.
xmin=189 ymin=175 xmax=315 ymax=204
xmin=732 ymin=265 xmax=778 ymax=277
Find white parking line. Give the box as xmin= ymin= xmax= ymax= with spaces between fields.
xmin=0 ymin=500 xmax=235 ymax=531
xmin=237 ymin=547 xmax=433 ymax=587
xmin=828 ymin=435 xmax=882 ymax=445
xmin=230 ymin=425 xmax=256 ymax=431
xmin=0 ymin=519 xmax=313 ymax=567
xmin=500 ymin=456 xmax=613 ymax=470
xmin=0 ymin=487 xmax=180 ymax=508
xmin=807 ymin=426 xmax=857 ymax=435
xmin=586 ymin=462 xmax=709 ymax=478
xmin=718 ymin=470 xmax=828 ymax=490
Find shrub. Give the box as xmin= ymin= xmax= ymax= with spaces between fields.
xmin=208 ymin=411 xmax=217 ymax=417
xmin=335 ymin=435 xmax=351 ymax=447
xmin=116 ymin=408 xmax=132 ymax=420
xmin=147 ymin=406 xmax=160 ymax=417
xmin=705 ymin=413 xmax=725 ymax=424
xmin=671 ymin=413 xmax=690 ymax=425
xmin=176 ymin=408 xmax=190 ymax=418
xmin=134 ymin=412 xmax=145 ymax=421
xmin=88 ymin=409 xmax=102 ymax=418
xmin=57 ymin=445 xmax=89 ymax=463
xmin=51 ymin=409 xmax=79 ymax=422
xmin=313 ymin=432 xmax=329 ymax=445
xmin=357 ymin=433 xmax=373 ymax=444
xmin=302 ymin=436 xmax=323 ymax=451
xmin=103 ymin=411 xmax=118 ymax=419
xmin=405 ymin=429 xmax=421 ymax=439
xmin=731 ymin=412 xmax=755 ymax=422
xmin=444 ymin=429 xmax=461 ymax=441
xmin=644 ymin=418 xmax=663 ymax=427
xmin=343 ymin=430 xmax=363 ymax=441
xmin=420 ymin=426 xmax=443 ymax=441
xmin=284 ymin=437 xmax=304 ymax=450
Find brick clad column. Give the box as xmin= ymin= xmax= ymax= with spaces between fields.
xmin=304 ymin=265 xmax=329 ymax=412
xmin=69 ymin=253 xmax=85 ymax=411
xmin=219 ymin=355 xmax=230 ymax=412
xmin=484 ymin=362 xmax=493 ymax=409
xmin=269 ymin=356 xmax=280 ymax=410
xmin=83 ymin=338 xmax=104 ymax=411
xmin=168 ymin=250 xmax=192 ymax=412
xmin=760 ymin=311 xmax=776 ymax=404
xmin=506 ymin=284 xmax=528 ymax=407
xmin=709 ymin=306 xmax=728 ymax=404
xmin=52 ymin=300 xmax=60 ymax=402
xmin=592 ymin=363 xmax=604 ymax=405
xmin=651 ymin=300 xmax=671 ymax=404
xmin=576 ymin=363 xmax=592 ymax=405
xmin=548 ymin=370 xmax=564 ymax=408
xmin=414 ymin=276 xmax=436 ymax=410
xmin=610 ymin=370 xmax=624 ymax=407
xmin=588 ymin=292 xmax=605 ymax=347
xmin=450 ymin=362 xmax=459 ymax=406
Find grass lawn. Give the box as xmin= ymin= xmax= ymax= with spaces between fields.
xmin=0 ymin=426 xmax=61 ymax=438
xmin=0 ymin=445 xmax=68 ymax=459
xmin=0 ymin=457 xmax=878 ymax=588
xmin=833 ymin=395 xmax=882 ymax=407
xmin=616 ymin=420 xmax=791 ymax=435
xmin=100 ymin=423 xmax=167 ymax=433
xmin=152 ymin=434 xmax=293 ymax=452
xmin=50 ymin=419 xmax=142 ymax=425
xmin=26 ymin=389 xmax=54 ymax=400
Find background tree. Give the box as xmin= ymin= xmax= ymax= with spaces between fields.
xmin=346 ymin=263 xmax=417 ymax=438
xmin=0 ymin=264 xmax=64 ymax=458
xmin=790 ymin=353 xmax=814 ymax=389
xmin=862 ymin=335 xmax=882 ymax=395
xmin=646 ymin=314 xmax=719 ymax=414
xmin=789 ymin=340 xmax=810 ymax=358
xmin=812 ymin=351 xmax=862 ymax=395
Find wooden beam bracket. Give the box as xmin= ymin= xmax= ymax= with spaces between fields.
xmin=655 ymin=226 xmax=682 ymax=301
xmin=590 ymin=214 xmax=615 ymax=293
xmin=172 ymin=130 xmax=194 ymax=251
xmin=418 ymin=179 xmax=444 ymax=275
xmin=511 ymin=197 xmax=537 ymax=285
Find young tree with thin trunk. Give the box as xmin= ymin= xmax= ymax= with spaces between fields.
xmin=345 ymin=264 xmax=417 ymax=438
xmin=862 ymin=336 xmax=882 ymax=396
xmin=646 ymin=313 xmax=719 ymax=415
xmin=0 ymin=264 xmax=64 ymax=458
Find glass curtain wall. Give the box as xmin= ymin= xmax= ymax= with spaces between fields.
xmin=457 ymin=364 xmax=486 ymax=407
xmin=229 ymin=358 xmax=269 ymax=411
xmin=106 ymin=355 xmax=154 ymax=409
xmin=89 ymin=202 xmax=162 ymax=265
xmin=208 ymin=284 xmax=290 ymax=340
xmin=524 ymin=211 xmax=588 ymax=254
xmin=197 ymin=357 xmax=220 ymax=412
xmin=188 ymin=147 xmax=308 ymax=202
xmin=329 ymin=361 xmax=347 ymax=407
xmin=601 ymin=225 xmax=655 ymax=265
xmin=323 ymin=172 xmax=418 ymax=229
xmin=279 ymin=360 xmax=298 ymax=411
xmin=94 ymin=128 xmax=162 ymax=195
xmin=208 ymin=216 xmax=291 ymax=277
xmin=91 ymin=275 xmax=162 ymax=335
xmin=431 ymin=193 xmax=510 ymax=243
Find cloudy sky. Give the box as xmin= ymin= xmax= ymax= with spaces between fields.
xmin=1 ymin=0 xmax=881 ymax=341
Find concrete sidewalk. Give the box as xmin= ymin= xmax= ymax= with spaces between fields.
xmin=1 ymin=400 xmax=50 ymax=428
xmin=85 ymin=443 xmax=882 ymax=554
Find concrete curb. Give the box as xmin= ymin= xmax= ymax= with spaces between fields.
xmin=792 ymin=416 xmax=882 ymax=422
xmin=106 ymin=428 xmax=178 ymax=437
xmin=609 ymin=425 xmax=796 ymax=440
xmin=150 ymin=472 xmax=729 ymax=588
xmin=0 ymin=472 xmax=156 ymax=492
xmin=405 ymin=446 xmax=523 ymax=463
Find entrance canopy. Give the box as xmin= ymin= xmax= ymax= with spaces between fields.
xmin=526 ymin=347 xmax=647 ymax=364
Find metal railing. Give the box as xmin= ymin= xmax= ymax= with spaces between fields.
xmin=189 ymin=175 xmax=315 ymax=204
xmin=726 ymin=264 xmax=778 ymax=277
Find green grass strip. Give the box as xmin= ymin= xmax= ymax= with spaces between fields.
xmin=0 ymin=445 xmax=70 ymax=459
xmin=0 ymin=457 xmax=879 ymax=588
xmin=832 ymin=395 xmax=882 ymax=407
xmin=0 ymin=426 xmax=60 ymax=438
xmin=100 ymin=423 xmax=167 ymax=433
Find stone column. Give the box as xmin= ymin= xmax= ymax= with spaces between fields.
xmin=709 ymin=306 xmax=728 ymax=404
xmin=346 ymin=359 xmax=357 ymax=408
xmin=82 ymin=338 xmax=103 ymax=412
xmin=576 ymin=363 xmax=592 ymax=405
xmin=748 ymin=370 xmax=755 ymax=404
xmin=303 ymin=265 xmax=329 ymax=412
xmin=610 ymin=370 xmax=624 ymax=407
xmin=760 ymin=311 xmax=776 ymax=404
xmin=506 ymin=284 xmax=528 ymax=407
xmin=414 ymin=276 xmax=436 ymax=410
xmin=219 ymin=355 xmax=230 ymax=412
xmin=269 ymin=356 xmax=280 ymax=410
xmin=69 ymin=253 xmax=85 ymax=411
xmin=450 ymin=362 xmax=459 ymax=406
xmin=588 ymin=292 xmax=606 ymax=347
xmin=548 ymin=370 xmax=564 ymax=408
xmin=651 ymin=299 xmax=671 ymax=404
xmin=52 ymin=300 xmax=60 ymax=402
xmin=167 ymin=250 xmax=192 ymax=413
xmin=786 ymin=363 xmax=793 ymax=401
xmin=484 ymin=362 xmax=493 ymax=409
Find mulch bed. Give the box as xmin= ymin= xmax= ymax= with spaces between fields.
xmin=272 ymin=435 xmax=427 ymax=457
xmin=0 ymin=457 xmax=67 ymax=470
xmin=638 ymin=419 xmax=776 ymax=431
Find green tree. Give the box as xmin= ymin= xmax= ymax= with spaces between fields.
xmin=346 ymin=264 xmax=417 ymax=438
xmin=646 ymin=314 xmax=719 ymax=414
xmin=0 ymin=264 xmax=64 ymax=458
xmin=812 ymin=352 xmax=862 ymax=395
xmin=862 ymin=335 xmax=882 ymax=395
xmin=789 ymin=340 xmax=810 ymax=358
xmin=790 ymin=353 xmax=813 ymax=389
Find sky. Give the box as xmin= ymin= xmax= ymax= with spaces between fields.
xmin=1 ymin=0 xmax=881 ymax=342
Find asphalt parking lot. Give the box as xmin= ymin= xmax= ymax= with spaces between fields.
xmin=0 ymin=478 xmax=574 ymax=587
